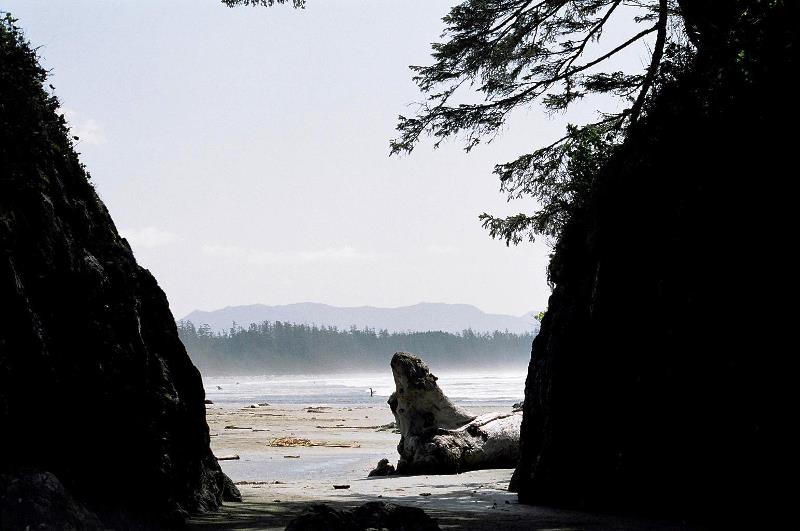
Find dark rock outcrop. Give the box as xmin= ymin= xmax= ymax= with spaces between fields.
xmin=285 ymin=501 xmax=440 ymax=531
xmin=0 ymin=471 xmax=103 ymax=530
xmin=221 ymin=474 xmax=243 ymax=502
xmin=0 ymin=17 xmax=233 ymax=526
xmin=389 ymin=352 xmax=521 ymax=474
xmin=511 ymin=2 xmax=793 ymax=524
xmin=367 ymin=458 xmax=396 ymax=477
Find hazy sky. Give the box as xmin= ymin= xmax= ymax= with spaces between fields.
xmin=5 ymin=0 xmax=648 ymax=318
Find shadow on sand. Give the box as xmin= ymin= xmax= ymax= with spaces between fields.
xmin=188 ymin=479 xmax=702 ymax=531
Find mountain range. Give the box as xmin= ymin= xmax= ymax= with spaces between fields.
xmin=181 ymin=302 xmax=539 ymax=335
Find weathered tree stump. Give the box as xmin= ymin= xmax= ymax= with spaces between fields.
xmin=388 ymin=352 xmax=522 ymax=474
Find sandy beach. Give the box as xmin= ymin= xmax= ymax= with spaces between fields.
xmin=188 ymin=402 xmax=702 ymax=530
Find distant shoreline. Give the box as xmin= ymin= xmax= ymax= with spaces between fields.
xmin=180 ymin=319 xmax=535 ymax=376
xmin=196 ymin=365 xmax=531 ymax=377
xmin=201 ymin=372 xmax=527 ymax=409
xmin=182 ymin=301 xmax=541 ymax=336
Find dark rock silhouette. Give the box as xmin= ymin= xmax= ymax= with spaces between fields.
xmin=0 ymin=471 xmax=103 ymax=530
xmin=388 ymin=352 xmax=521 ymax=474
xmin=0 ymin=17 xmax=234 ymax=527
xmin=285 ymin=501 xmax=440 ymax=531
xmin=367 ymin=458 xmax=396 ymax=477
xmin=511 ymin=2 xmax=793 ymax=524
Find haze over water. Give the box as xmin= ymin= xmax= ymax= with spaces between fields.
xmin=203 ymin=372 xmax=526 ymax=408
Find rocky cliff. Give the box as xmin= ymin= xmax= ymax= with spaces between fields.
xmin=0 ymin=16 xmax=235 ymax=527
xmin=511 ymin=1 xmax=793 ymax=524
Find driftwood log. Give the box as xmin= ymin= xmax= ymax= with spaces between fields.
xmin=388 ymin=352 xmax=522 ymax=474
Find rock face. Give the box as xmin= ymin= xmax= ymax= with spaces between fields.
xmin=511 ymin=3 xmax=792 ymax=523
xmin=388 ymin=352 xmax=521 ymax=474
xmin=285 ymin=501 xmax=440 ymax=531
xmin=0 ymin=17 xmax=233 ymax=526
xmin=0 ymin=471 xmax=103 ymax=530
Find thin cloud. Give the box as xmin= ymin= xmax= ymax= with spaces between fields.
xmin=60 ymin=108 xmax=107 ymax=145
xmin=201 ymin=244 xmax=387 ymax=265
xmin=122 ymin=227 xmax=180 ymax=248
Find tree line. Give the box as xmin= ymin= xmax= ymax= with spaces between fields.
xmin=177 ymin=320 xmax=535 ymax=375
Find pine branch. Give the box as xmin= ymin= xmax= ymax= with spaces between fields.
xmin=628 ymin=0 xmax=668 ymax=127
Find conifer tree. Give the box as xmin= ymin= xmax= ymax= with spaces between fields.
xmin=225 ymin=0 xmax=693 ymax=243
xmin=389 ymin=0 xmax=684 ymax=244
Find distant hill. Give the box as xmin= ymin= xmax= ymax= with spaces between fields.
xmin=181 ymin=302 xmax=539 ymax=335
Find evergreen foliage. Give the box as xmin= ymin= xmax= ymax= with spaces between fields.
xmin=389 ymin=0 xmax=686 ymax=244
xmin=220 ymin=0 xmax=687 ymax=244
xmin=178 ymin=320 xmax=535 ymax=375
xmin=0 ymin=14 xmax=87 ymax=185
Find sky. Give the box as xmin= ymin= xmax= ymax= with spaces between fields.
xmin=4 ymin=0 xmax=649 ymax=319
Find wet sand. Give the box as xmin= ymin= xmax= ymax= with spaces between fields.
xmin=203 ymin=401 xmax=405 ymax=482
xmin=188 ymin=403 xmax=702 ymax=530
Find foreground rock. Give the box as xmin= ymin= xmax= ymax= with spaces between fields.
xmin=388 ymin=352 xmax=521 ymax=474
xmin=285 ymin=501 xmax=439 ymax=531
xmin=0 ymin=18 xmax=232 ymax=526
xmin=0 ymin=471 xmax=103 ymax=530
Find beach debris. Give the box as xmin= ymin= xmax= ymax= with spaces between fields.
xmin=270 ymin=437 xmax=360 ymax=448
xmin=271 ymin=437 xmax=314 ymax=447
xmin=245 ymin=404 xmax=259 ymax=409
xmin=215 ymin=454 xmax=240 ymax=461
xmin=258 ymin=402 xmax=270 ymax=406
xmin=316 ymin=425 xmax=383 ymax=430
xmin=284 ymin=501 xmax=440 ymax=531
xmin=419 ymin=492 xmax=431 ymax=497
xmin=376 ymin=422 xmax=397 ymax=432
xmin=512 ymin=401 xmax=524 ymax=410
xmin=224 ymin=425 xmax=252 ymax=430
xmin=204 ymin=399 xmax=214 ymax=404
xmin=388 ymin=352 xmax=522 ymax=475
xmin=284 ymin=455 xmax=301 ymax=458
xmin=306 ymin=406 xmax=332 ymax=413
xmin=332 ymin=484 xmax=350 ymax=490
xmin=368 ymin=458 xmax=396 ymax=477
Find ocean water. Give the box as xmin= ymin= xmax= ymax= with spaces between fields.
xmin=202 ymin=372 xmax=526 ymax=408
